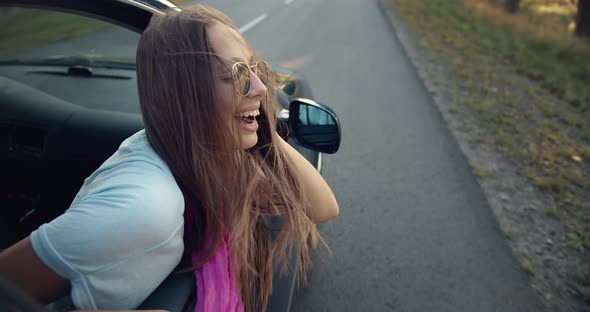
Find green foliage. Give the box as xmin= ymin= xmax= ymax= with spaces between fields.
xmin=545 ymin=205 xmax=558 ymax=218
xmin=470 ymin=163 xmax=497 ymax=178
xmin=0 ymin=9 xmax=108 ymax=56
xmin=575 ymin=265 xmax=590 ymax=286
xmin=567 ymin=231 xmax=590 ymax=252
xmin=397 ymin=0 xmax=590 ymax=119
xmin=521 ymin=254 xmax=536 ymax=276
xmin=529 ymin=174 xmax=566 ymax=193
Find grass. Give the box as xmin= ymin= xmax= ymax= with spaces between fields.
xmin=395 ymin=0 xmax=590 ymax=118
xmin=468 ymin=135 xmax=490 ymax=146
xmin=545 ymin=205 xmax=558 ymax=218
xmin=391 ymin=0 xmax=589 ymax=217
xmin=0 ymin=0 xmax=192 ymax=57
xmin=567 ymin=231 xmax=590 ymax=252
xmin=529 ymin=173 xmax=566 ymax=193
xmin=575 ymin=265 xmax=590 ymax=286
xmin=521 ymin=253 xmax=537 ymax=276
xmin=470 ymin=162 xmax=496 ymax=178
xmin=466 ymin=0 xmax=590 ymax=117
xmin=0 ymin=8 xmax=109 ymax=56
xmin=390 ymin=0 xmax=590 ymax=305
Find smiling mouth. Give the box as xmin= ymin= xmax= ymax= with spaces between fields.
xmin=241 ymin=115 xmax=256 ymax=124
xmin=237 ymin=108 xmax=260 ymax=125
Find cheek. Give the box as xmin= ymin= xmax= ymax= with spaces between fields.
xmin=215 ymin=82 xmax=237 ymax=116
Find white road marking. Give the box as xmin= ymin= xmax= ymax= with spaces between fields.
xmin=239 ymin=13 xmax=268 ymax=34
xmin=285 ymin=0 xmax=295 ymax=5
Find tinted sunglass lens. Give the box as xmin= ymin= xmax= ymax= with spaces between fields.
xmin=232 ymin=62 xmax=251 ymax=96
xmin=255 ymin=61 xmax=273 ymax=84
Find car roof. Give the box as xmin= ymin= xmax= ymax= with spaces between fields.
xmin=133 ymin=0 xmax=178 ymax=11
xmin=0 ymin=0 xmax=182 ymax=32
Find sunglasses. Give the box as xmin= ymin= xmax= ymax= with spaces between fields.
xmin=227 ymin=60 xmax=273 ymax=96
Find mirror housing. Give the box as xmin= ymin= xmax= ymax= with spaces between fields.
xmin=285 ymin=98 xmax=341 ymax=154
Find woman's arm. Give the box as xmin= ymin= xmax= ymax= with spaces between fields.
xmin=277 ymin=134 xmax=339 ymax=223
xmin=0 ymin=237 xmax=70 ymax=304
xmin=0 ymin=238 xmax=168 ymax=312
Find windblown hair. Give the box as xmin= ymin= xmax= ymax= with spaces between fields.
xmin=136 ymin=4 xmax=322 ymax=311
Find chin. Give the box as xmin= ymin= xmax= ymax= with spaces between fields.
xmin=240 ymin=133 xmax=258 ymax=150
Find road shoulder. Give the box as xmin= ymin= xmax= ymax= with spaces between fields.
xmin=377 ymin=1 xmax=590 ymax=311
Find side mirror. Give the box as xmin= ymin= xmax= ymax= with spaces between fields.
xmin=287 ymin=98 xmax=341 ymax=154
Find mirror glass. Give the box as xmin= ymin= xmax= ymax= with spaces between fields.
xmin=295 ymin=103 xmax=339 ymax=149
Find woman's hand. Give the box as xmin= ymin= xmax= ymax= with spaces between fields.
xmin=276 ymin=133 xmax=339 ymax=223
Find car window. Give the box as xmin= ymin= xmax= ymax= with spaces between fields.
xmin=0 ymin=7 xmax=140 ymax=65
xmin=0 ymin=6 xmax=143 ymax=113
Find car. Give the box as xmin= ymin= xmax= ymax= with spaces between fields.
xmin=0 ymin=0 xmax=341 ymax=311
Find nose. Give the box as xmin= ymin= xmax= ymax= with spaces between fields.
xmin=248 ymin=69 xmax=267 ymax=99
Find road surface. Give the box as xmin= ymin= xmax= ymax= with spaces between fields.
xmin=7 ymin=0 xmax=543 ymax=310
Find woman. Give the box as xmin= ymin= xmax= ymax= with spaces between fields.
xmin=0 ymin=4 xmax=339 ymax=312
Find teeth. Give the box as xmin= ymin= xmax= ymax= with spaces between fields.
xmin=240 ymin=109 xmax=260 ymax=117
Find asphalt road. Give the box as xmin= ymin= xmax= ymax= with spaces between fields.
xmin=209 ymin=0 xmax=543 ymax=311
xmin=10 ymin=0 xmax=543 ymax=310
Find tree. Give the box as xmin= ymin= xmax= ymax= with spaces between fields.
xmin=504 ymin=0 xmax=520 ymax=13
xmin=575 ymin=0 xmax=590 ymax=37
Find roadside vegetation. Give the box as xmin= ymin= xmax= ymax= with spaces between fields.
xmin=0 ymin=0 xmax=191 ymax=57
xmin=0 ymin=8 xmax=108 ymax=56
xmin=388 ymin=0 xmax=589 ymax=310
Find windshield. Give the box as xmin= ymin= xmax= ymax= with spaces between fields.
xmin=0 ymin=7 xmax=140 ymax=67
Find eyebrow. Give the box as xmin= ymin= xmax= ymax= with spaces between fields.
xmin=214 ymin=55 xmax=257 ymax=67
xmin=230 ymin=56 xmax=256 ymax=63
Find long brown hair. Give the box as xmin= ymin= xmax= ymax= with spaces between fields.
xmin=136 ymin=5 xmax=322 ymax=311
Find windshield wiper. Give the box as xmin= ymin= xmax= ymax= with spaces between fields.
xmin=29 ymin=66 xmax=132 ymax=80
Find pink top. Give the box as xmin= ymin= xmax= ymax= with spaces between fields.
xmin=191 ymin=233 xmax=243 ymax=312
xmin=183 ymin=195 xmax=243 ymax=312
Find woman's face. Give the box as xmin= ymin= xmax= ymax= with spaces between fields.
xmin=207 ymin=23 xmax=268 ymax=150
